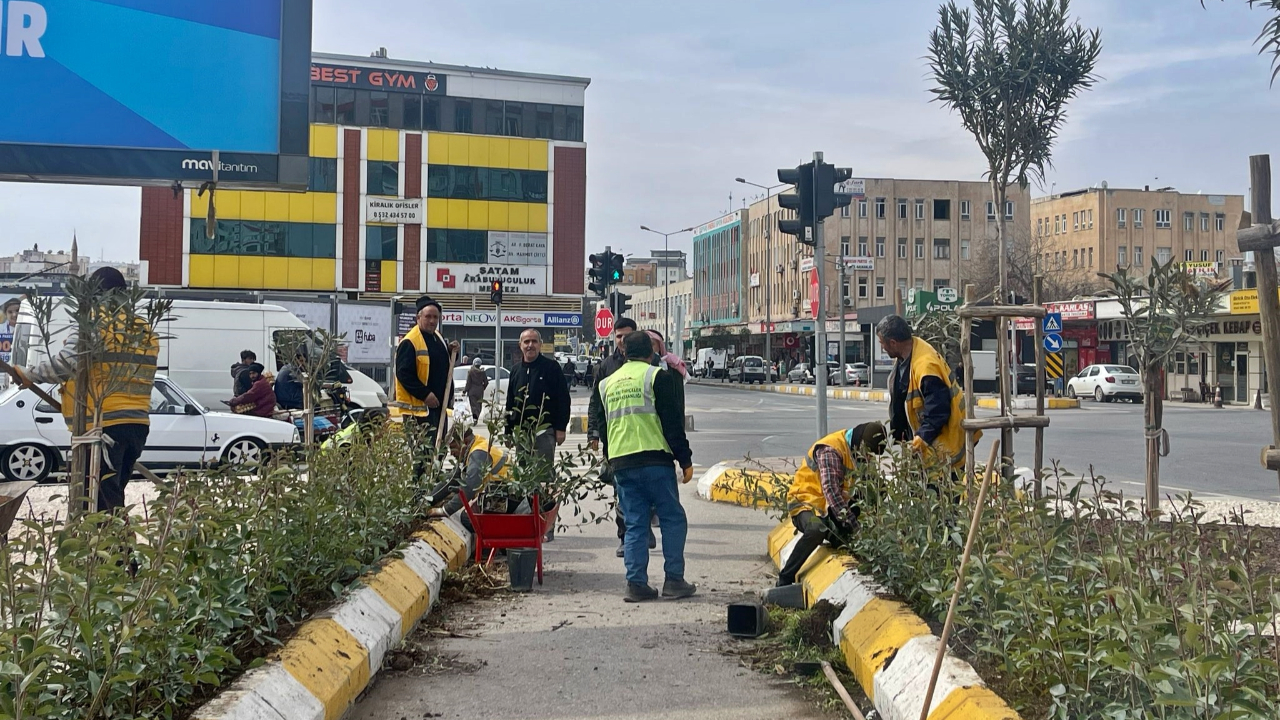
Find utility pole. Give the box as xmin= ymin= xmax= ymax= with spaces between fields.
xmin=837 ymin=252 xmax=847 ymax=385
xmin=490 ymin=280 xmax=504 ymax=370
xmin=813 ymin=154 xmax=830 ymax=437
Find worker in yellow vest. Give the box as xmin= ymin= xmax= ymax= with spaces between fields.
xmin=391 ymin=296 xmax=457 ymax=480
xmin=877 ymin=314 xmax=975 ymax=470
xmin=777 ymin=422 xmax=887 ymax=586
xmin=10 ymin=267 xmax=159 ymax=512
xmin=427 ymin=426 xmax=512 ymax=526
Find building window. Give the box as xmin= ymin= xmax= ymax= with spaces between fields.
xmin=1182 ymin=212 xmax=1193 ymax=231
xmin=366 ymin=161 xmax=399 ymax=196
xmin=875 ymin=278 xmax=885 ymax=299
xmin=915 ymin=238 xmax=925 ymax=259
xmin=1005 ymin=201 xmax=1014 ymax=220
xmin=1199 ymin=212 xmax=1209 ymax=232
xmin=425 ymin=228 xmax=488 ymax=262
xmin=915 ymin=199 xmax=925 ymax=220
xmin=933 ymin=278 xmax=949 ymax=290
xmin=856 ymin=236 xmax=867 ymax=256
xmin=857 ymin=276 xmax=868 ymax=299
xmin=311 ymin=86 xmax=336 ymax=123
xmin=897 ymin=278 xmax=907 ymax=297
xmin=898 ymin=199 xmax=908 ymax=219
xmin=1088 ymin=209 xmax=1094 ymax=228
xmin=1201 ymin=249 xmax=1209 ymax=262
xmin=1037 ymin=218 xmax=1043 ymax=236
xmin=960 ymin=239 xmax=970 ymax=259
xmin=428 ymin=166 xmax=548 ymax=203
xmin=309 ymin=158 xmax=337 ymax=193
xmin=1155 ymin=210 xmax=1171 ymax=229
xmin=1216 ymin=249 xmax=1225 ymax=263
xmin=1133 ymin=209 xmax=1143 ymax=228
xmin=1072 ymin=249 xmax=1078 ymax=268
xmin=986 ymin=201 xmax=996 ymax=220
xmin=841 ymin=235 xmax=852 ymax=255
xmin=858 ymin=200 xmax=868 ymax=218
xmin=1117 ymin=208 xmax=1127 ymax=228
xmin=1118 ymin=246 xmax=1127 ymax=265
xmin=842 ymin=279 xmax=851 ymax=304
xmin=934 ymin=199 xmax=950 ymax=220
xmin=335 ymin=88 xmax=356 ymax=124
xmin=914 ymin=278 xmax=925 ymax=291
xmin=365 ymin=225 xmax=399 ymax=260
xmin=1184 ymin=249 xmax=1193 ymax=262
xmin=1073 ymin=211 xmax=1079 ymax=231
xmin=875 ymin=198 xmax=886 ymax=219
xmin=897 ymin=237 xmax=907 ymax=258
xmin=368 ymin=91 xmax=390 ymax=127
xmin=1089 ymin=247 xmax=1094 ymax=266
xmin=875 ymin=237 xmax=885 ymax=257
xmin=960 ymin=200 xmax=971 ymax=220
xmin=840 ymin=204 xmax=851 ymax=218
xmin=1135 ymin=246 xmax=1144 ymax=266
xmin=1216 ymin=213 xmax=1225 ymax=231
xmin=1156 ymin=246 xmax=1171 ymax=264
xmin=933 ymin=238 xmax=951 ymax=259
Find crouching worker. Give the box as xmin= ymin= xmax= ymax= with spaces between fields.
xmin=426 ymin=426 xmax=512 ymax=528
xmin=777 ymin=422 xmax=887 ymax=587
xmin=322 ymin=408 xmax=389 ymax=452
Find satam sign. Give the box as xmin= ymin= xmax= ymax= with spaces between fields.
xmin=428 ymin=264 xmax=547 ymax=295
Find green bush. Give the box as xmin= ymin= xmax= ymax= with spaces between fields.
xmin=0 ymin=428 xmax=424 ymax=720
xmin=746 ymin=454 xmax=1280 ymax=718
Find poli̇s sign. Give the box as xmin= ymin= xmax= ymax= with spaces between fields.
xmin=905 ymin=288 xmax=959 ymax=317
xmin=0 ymin=0 xmax=312 ymax=190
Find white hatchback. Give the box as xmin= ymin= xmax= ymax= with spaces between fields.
xmin=1066 ymin=364 xmax=1143 ymax=403
xmin=0 ymin=376 xmax=299 ymax=483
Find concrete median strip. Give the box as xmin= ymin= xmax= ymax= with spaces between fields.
xmin=702 ymin=464 xmax=1020 ymax=720
xmin=976 ymin=397 xmax=1079 ymax=410
xmin=692 ymin=380 xmax=890 ymax=403
xmin=191 ymin=516 xmax=474 ymax=720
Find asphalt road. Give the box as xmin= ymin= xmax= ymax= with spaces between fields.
xmin=684 ymin=382 xmax=1280 ymax=502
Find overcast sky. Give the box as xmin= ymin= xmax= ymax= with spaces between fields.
xmin=2 ymin=0 xmax=1278 ymax=264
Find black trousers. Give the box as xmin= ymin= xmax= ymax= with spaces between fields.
xmin=405 ymin=412 xmax=442 ymax=483
xmin=99 ymin=423 xmax=149 ymax=512
xmin=777 ymin=510 xmax=838 ymax=586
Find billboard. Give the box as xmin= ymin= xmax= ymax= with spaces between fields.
xmin=0 ymin=0 xmax=312 ymax=190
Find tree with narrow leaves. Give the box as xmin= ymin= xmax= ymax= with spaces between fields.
xmin=1206 ymin=0 xmax=1280 ymax=83
xmin=1100 ymin=260 xmax=1226 ymax=514
xmin=927 ymin=0 xmax=1102 ymax=303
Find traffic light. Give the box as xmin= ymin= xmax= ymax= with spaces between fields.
xmin=490 ymin=279 xmax=504 ymax=305
xmin=588 ymin=252 xmax=609 ymax=298
xmin=815 ymin=164 xmax=854 ymax=219
xmin=777 ymin=162 xmax=815 ymax=245
xmin=609 ymin=252 xmax=625 ymax=283
xmin=610 ymin=289 xmax=632 ymax=317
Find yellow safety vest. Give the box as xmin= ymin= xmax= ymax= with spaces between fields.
xmin=598 ymin=361 xmax=671 ymax=460
xmin=467 ymin=435 xmax=510 ymax=485
xmin=63 ymin=318 xmax=159 ymax=429
xmin=788 ymin=429 xmax=855 ymax=517
xmin=898 ymin=336 xmax=975 ymax=468
xmin=390 ymin=325 xmax=438 ymax=419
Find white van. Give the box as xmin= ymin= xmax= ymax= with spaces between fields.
xmin=8 ymin=300 xmax=388 ymax=411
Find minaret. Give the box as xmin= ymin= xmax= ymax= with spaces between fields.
xmin=71 ymin=232 xmax=79 ymax=274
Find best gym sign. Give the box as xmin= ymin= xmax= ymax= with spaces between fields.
xmin=427 ymin=264 xmax=547 ymax=295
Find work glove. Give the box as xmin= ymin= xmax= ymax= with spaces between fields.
xmin=910 ymin=435 xmax=931 ymax=456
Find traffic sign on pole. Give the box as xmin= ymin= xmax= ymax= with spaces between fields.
xmin=1042 ymin=312 xmax=1063 ymax=333
xmin=595 ymin=308 xmax=615 ymax=338
xmin=1044 ymin=352 xmax=1064 ymax=379
xmin=1043 ymin=333 xmax=1063 ymax=353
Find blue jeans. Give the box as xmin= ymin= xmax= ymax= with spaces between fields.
xmin=614 ymin=463 xmax=688 ymax=586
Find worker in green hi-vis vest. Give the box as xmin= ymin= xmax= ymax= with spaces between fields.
xmin=594 ymin=331 xmax=695 ymax=604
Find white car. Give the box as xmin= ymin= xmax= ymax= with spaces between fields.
xmin=452 ymin=365 xmax=510 ymax=402
xmin=1066 ymin=364 xmax=1143 ymax=403
xmin=0 ymin=376 xmax=299 ymax=483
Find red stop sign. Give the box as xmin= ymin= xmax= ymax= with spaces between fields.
xmin=595 ymin=307 xmax=615 ymax=338
xmin=809 ymin=269 xmax=820 ymax=318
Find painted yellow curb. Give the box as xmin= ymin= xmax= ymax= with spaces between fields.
xmin=976 ymin=397 xmax=1079 ymax=409
xmin=413 ymin=523 xmax=470 ymax=571
xmin=278 ymin=619 xmax=370 ymax=720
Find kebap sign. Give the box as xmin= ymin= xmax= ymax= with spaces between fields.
xmin=0 ymin=0 xmax=313 ymax=190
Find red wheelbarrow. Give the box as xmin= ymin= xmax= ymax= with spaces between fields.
xmin=458 ymin=490 xmax=549 ymax=586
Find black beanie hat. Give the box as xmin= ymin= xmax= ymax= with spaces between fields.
xmin=415 ymin=295 xmax=442 ymax=313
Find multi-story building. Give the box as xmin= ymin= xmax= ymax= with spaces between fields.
xmin=138 ymin=51 xmax=589 ymax=357
xmin=622 ymin=259 xmax=657 ymax=287
xmin=738 ymin=178 xmax=1029 ymax=365
xmin=1031 ymin=186 xmax=1245 ymax=288
xmin=629 ymin=278 xmax=693 ymax=349
xmin=0 ymin=240 xmax=88 ymax=278
xmin=691 ymin=210 xmax=745 ymax=332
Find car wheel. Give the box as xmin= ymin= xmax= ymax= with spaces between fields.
xmin=222 ymin=437 xmax=266 ymax=467
xmin=1067 ymin=385 xmax=1077 ymax=399
xmin=1094 ymin=387 xmax=1105 ymax=403
xmin=2 ymin=444 xmax=54 ymax=483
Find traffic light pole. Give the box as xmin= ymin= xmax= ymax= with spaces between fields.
xmin=813 ymin=152 xmax=829 ymax=438
xmin=495 ymin=305 xmax=502 ymax=371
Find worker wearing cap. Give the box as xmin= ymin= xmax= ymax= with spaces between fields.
xmin=427 ymin=426 xmax=514 ymax=527
xmin=777 ymin=422 xmax=887 ymax=587
xmin=8 ymin=267 xmax=158 ymax=512
xmin=391 ymin=296 xmax=458 ymax=480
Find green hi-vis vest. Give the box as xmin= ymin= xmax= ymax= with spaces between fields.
xmin=598 ymin=360 xmax=671 ymax=460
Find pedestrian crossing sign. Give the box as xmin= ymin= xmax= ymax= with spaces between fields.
xmin=1042 ymin=312 xmax=1063 ymax=333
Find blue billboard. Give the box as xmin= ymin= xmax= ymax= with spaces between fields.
xmin=0 ymin=0 xmax=312 ymax=189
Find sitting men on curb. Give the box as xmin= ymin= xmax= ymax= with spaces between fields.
xmin=777 ymin=422 xmax=887 ymax=587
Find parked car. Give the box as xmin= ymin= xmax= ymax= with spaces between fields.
xmin=1014 ymin=364 xmax=1054 ymax=396
xmin=1066 ymin=364 xmax=1143 ymax=403
xmin=828 ymin=363 xmax=870 ymax=386
xmin=787 ymin=363 xmax=815 ymax=384
xmin=0 ymin=376 xmax=299 ymax=483
xmin=729 ymin=355 xmax=768 ymax=384
xmin=452 ymin=365 xmax=510 ymax=403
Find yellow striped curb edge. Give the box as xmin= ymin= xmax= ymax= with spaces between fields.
xmin=694 ymin=381 xmax=890 ymax=403
xmin=976 ymin=397 xmax=1079 ymax=410
xmin=191 ymin=516 xmax=474 ymax=720
xmin=767 ymin=523 xmax=1021 ymax=720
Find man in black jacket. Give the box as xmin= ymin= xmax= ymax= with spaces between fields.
xmin=505 ymin=329 xmax=571 ymax=528
xmin=231 ymin=350 xmax=256 ymax=396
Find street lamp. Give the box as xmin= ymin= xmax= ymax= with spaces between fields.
xmin=736 ymin=177 xmax=786 ymax=380
xmin=639 ymin=225 xmax=694 ymax=346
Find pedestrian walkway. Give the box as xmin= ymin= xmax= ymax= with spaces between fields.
xmin=349 ymin=479 xmax=825 ymax=720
